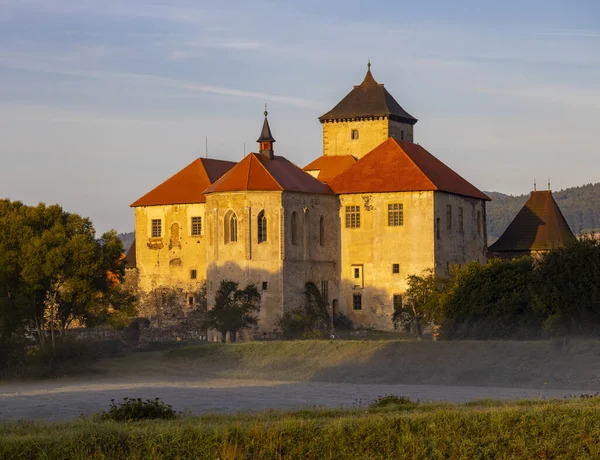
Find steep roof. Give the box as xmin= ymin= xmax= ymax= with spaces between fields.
xmin=489 ymin=190 xmax=576 ymax=252
xmin=131 ymin=158 xmax=236 ymax=207
xmin=328 ymin=137 xmax=490 ymax=201
xmin=303 ymin=155 xmax=357 ymax=183
xmin=204 ymin=153 xmax=333 ymax=195
xmin=319 ymin=65 xmax=417 ymax=125
xmin=257 ymin=116 xmax=276 ymax=143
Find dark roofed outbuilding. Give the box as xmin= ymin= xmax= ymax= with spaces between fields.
xmin=489 ymin=190 xmax=576 ymax=256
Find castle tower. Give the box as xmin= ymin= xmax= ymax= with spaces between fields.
xmin=319 ymin=62 xmax=418 ymax=159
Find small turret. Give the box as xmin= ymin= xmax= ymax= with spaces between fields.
xmin=257 ymin=105 xmax=275 ymax=160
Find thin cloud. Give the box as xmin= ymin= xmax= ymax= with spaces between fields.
xmin=0 ymin=54 xmax=323 ymax=109
xmin=533 ymin=29 xmax=600 ymax=38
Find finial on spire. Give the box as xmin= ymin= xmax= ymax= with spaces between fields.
xmin=534 ymin=179 xmax=537 ymax=192
xmin=367 ymin=59 xmax=371 ymax=70
xmin=257 ymin=106 xmax=275 ymax=159
xmin=264 ymin=103 xmax=268 ymax=117
xmin=548 ymin=178 xmax=551 ymax=191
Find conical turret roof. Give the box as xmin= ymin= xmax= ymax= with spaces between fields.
xmin=489 ymin=190 xmax=576 ymax=252
xmin=319 ymin=64 xmax=417 ymax=125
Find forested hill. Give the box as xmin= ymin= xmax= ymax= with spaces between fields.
xmin=117 ymin=182 xmax=600 ymax=250
xmin=486 ymin=182 xmax=600 ymax=242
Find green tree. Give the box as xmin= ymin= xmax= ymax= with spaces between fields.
xmin=205 ymin=280 xmax=261 ymax=342
xmin=398 ymin=269 xmax=446 ymax=339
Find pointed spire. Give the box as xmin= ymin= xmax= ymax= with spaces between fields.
xmin=360 ymin=60 xmax=378 ymax=87
xmin=257 ymin=105 xmax=275 ymax=159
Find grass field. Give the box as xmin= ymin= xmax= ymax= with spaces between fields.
xmin=1 ymin=397 xmax=599 ymax=459
xmin=93 ymin=338 xmax=600 ymax=390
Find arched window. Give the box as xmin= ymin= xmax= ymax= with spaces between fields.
xmin=257 ymin=210 xmax=267 ymax=243
xmin=225 ymin=211 xmax=238 ymax=243
xmin=319 ymin=216 xmax=325 ymax=246
xmin=291 ymin=211 xmax=298 ymax=245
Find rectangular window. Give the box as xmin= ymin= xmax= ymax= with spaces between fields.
xmin=351 ymin=129 xmax=359 ymax=140
xmin=446 ymin=205 xmax=452 ymax=230
xmin=191 ymin=216 xmax=202 ymax=236
xmin=151 ymin=219 xmax=162 ymax=238
xmin=436 ymin=218 xmax=441 ymax=240
xmin=345 ymin=205 xmax=361 ymax=229
xmin=188 ymin=296 xmax=194 ymax=306
xmin=190 ymin=269 xmax=197 ymax=280
xmin=262 ymin=281 xmax=268 ymax=291
xmin=477 ymin=210 xmax=482 ymax=235
xmin=321 ymin=280 xmax=329 ymax=304
xmin=354 ymin=267 xmax=360 ymax=279
xmin=388 ymin=203 xmax=404 ymax=226
xmin=352 ymin=293 xmax=362 ymax=310
xmin=393 ymin=294 xmax=403 ymax=311
xmin=392 ymin=263 xmax=400 ymax=274
xmin=400 ymin=131 xmax=405 ymax=141
xmin=458 ymin=207 xmax=464 ymax=233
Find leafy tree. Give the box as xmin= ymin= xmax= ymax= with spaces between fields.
xmin=398 ymin=269 xmax=446 ymax=339
xmin=0 ymin=199 xmax=135 ymax=353
xmin=205 ymin=280 xmax=261 ymax=342
xmin=534 ymin=237 xmax=600 ymax=335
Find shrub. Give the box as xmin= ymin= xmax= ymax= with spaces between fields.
xmin=100 ymin=397 xmax=179 ymax=422
xmin=278 ymin=307 xmax=322 ymax=339
xmin=369 ymin=395 xmax=417 ymax=409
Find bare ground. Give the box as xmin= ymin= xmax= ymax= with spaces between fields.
xmin=1 ymin=339 xmax=599 ymax=421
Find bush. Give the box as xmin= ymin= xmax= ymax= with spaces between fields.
xmin=369 ymin=395 xmax=417 ymax=409
xmin=100 ymin=398 xmax=179 ymax=422
xmin=278 ymin=307 xmax=322 ymax=339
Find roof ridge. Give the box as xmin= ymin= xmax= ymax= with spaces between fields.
xmin=392 ymin=139 xmax=438 ymax=191
xmin=258 ymin=154 xmax=284 ymax=191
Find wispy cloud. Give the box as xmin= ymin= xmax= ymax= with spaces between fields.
xmin=533 ymin=29 xmax=600 ymax=38
xmin=0 ymin=52 xmax=323 ymax=109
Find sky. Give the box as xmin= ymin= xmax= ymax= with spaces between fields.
xmin=0 ymin=0 xmax=599 ymax=234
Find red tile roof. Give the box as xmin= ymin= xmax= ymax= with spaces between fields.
xmin=489 ymin=190 xmax=576 ymax=252
xmin=303 ymin=155 xmax=357 ymax=183
xmin=130 ymin=158 xmax=236 ymax=207
xmin=204 ymin=153 xmax=333 ymax=195
xmin=327 ymin=138 xmax=490 ymax=201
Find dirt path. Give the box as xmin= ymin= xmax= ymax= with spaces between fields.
xmin=0 ymin=377 xmax=586 ymax=421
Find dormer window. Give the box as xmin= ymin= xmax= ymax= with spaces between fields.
xmin=351 ymin=129 xmax=359 ymax=140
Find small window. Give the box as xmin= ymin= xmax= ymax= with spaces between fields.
xmin=291 ymin=211 xmax=298 ymax=245
xmin=188 ymin=296 xmax=194 ymax=306
xmin=191 ymin=216 xmax=202 ymax=236
xmin=151 ymin=219 xmax=162 ymax=238
xmin=393 ymin=294 xmax=403 ymax=311
xmin=319 ymin=216 xmax=325 ymax=246
xmin=225 ymin=212 xmax=238 ymax=243
xmin=436 ymin=217 xmax=441 ymax=240
xmin=321 ymin=280 xmax=329 ymax=304
xmin=400 ymin=131 xmax=405 ymax=141
xmin=190 ymin=269 xmax=197 ymax=280
xmin=477 ymin=210 xmax=482 ymax=235
xmin=262 ymin=281 xmax=268 ymax=291
xmin=446 ymin=205 xmax=452 ymax=230
xmin=351 ymin=129 xmax=359 ymax=140
xmin=353 ymin=293 xmax=362 ymax=310
xmin=258 ymin=211 xmax=267 ymax=243
xmin=388 ymin=203 xmax=404 ymax=226
xmin=354 ymin=267 xmax=360 ymax=279
xmin=345 ymin=206 xmax=360 ymax=229
xmin=392 ymin=263 xmax=400 ymax=274
xmin=458 ymin=207 xmax=464 ymax=233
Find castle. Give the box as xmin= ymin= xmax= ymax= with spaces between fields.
xmin=129 ymin=65 xmax=490 ymax=331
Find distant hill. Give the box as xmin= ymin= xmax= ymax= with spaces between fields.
xmin=118 ymin=232 xmax=135 ymax=253
xmin=117 ymin=182 xmax=600 ymax=250
xmin=486 ymin=182 xmax=600 ymax=242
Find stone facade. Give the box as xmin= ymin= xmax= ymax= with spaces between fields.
xmin=204 ymin=190 xmax=339 ymax=332
xmin=322 ymin=117 xmax=414 ymax=159
xmin=133 ymin=203 xmax=206 ymax=295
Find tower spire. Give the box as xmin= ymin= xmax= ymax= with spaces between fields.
xmin=257 ymin=105 xmax=275 ymax=159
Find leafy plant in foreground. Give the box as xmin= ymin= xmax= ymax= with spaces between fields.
xmin=100 ymin=397 xmax=179 ymax=422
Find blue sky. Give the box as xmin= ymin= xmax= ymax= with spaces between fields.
xmin=0 ymin=0 xmax=599 ymax=233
